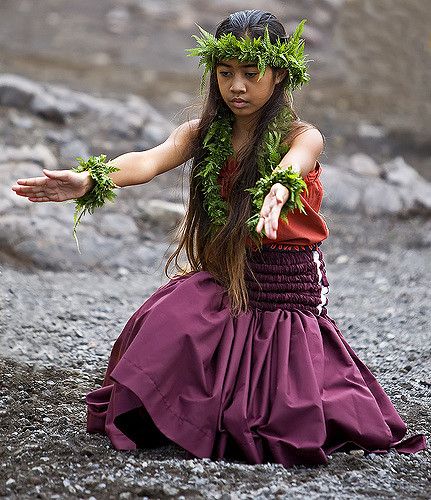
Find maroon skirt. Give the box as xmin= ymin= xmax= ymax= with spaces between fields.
xmin=86 ymin=245 xmax=426 ymax=467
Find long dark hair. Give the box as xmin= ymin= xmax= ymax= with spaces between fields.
xmin=165 ymin=10 xmax=318 ymax=315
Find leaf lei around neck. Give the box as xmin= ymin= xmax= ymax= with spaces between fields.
xmin=195 ymin=107 xmax=308 ymax=239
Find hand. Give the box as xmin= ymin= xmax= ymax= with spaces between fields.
xmin=11 ymin=169 xmax=94 ymax=202
xmin=256 ymin=183 xmax=290 ymax=240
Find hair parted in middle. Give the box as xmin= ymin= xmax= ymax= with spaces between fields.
xmin=165 ymin=10 xmax=321 ymax=315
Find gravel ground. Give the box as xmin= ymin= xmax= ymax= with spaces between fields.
xmin=1 ymin=212 xmax=430 ymax=499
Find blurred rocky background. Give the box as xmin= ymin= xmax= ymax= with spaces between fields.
xmin=1 ymin=0 xmax=430 ymax=170
xmin=1 ymin=1 xmax=430 ymax=498
xmin=0 ymin=0 xmax=430 ymax=268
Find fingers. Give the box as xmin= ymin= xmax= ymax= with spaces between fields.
xmin=256 ymin=209 xmax=279 ymax=239
xmin=11 ymin=181 xmax=60 ymax=201
xmin=14 ymin=176 xmax=48 ymax=187
xmin=12 ymin=169 xmax=72 ymax=201
xmin=11 ymin=184 xmax=54 ymax=199
xmin=42 ymin=169 xmax=70 ymax=179
xmin=12 ymin=188 xmax=57 ymax=201
xmin=256 ymin=200 xmax=271 ymax=234
xmin=256 ymin=216 xmax=265 ymax=233
xmin=12 ymin=185 xmax=44 ymax=195
xmin=14 ymin=170 xmax=69 ymax=188
xmin=28 ymin=196 xmax=52 ymax=202
xmin=256 ymin=185 xmax=289 ymax=239
xmin=265 ymin=213 xmax=279 ymax=240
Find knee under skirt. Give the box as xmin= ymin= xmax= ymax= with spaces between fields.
xmin=86 ymin=245 xmax=426 ymax=467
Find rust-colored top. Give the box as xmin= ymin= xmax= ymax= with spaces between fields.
xmin=218 ymin=157 xmax=329 ymax=249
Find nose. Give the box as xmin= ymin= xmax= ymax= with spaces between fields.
xmin=230 ymin=75 xmax=246 ymax=94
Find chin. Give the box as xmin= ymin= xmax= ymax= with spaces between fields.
xmin=229 ymin=106 xmax=255 ymax=117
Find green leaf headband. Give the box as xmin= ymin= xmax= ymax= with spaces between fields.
xmin=186 ymin=19 xmax=312 ymax=92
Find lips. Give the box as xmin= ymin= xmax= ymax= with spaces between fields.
xmin=231 ymin=98 xmax=248 ymax=108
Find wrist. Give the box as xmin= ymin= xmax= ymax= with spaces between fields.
xmin=272 ymin=182 xmax=290 ymax=204
xmin=71 ymin=154 xmax=120 ymax=250
xmin=82 ymin=172 xmax=96 ymax=196
xmin=246 ymin=167 xmax=307 ymax=236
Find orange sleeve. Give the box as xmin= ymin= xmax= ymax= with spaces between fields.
xmin=260 ymin=161 xmax=329 ymax=247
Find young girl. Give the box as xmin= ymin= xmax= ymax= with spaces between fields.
xmin=12 ymin=10 xmax=426 ymax=468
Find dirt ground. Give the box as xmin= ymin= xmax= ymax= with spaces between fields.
xmin=1 ymin=212 xmax=430 ymax=499
xmin=1 ymin=2 xmax=430 ymax=497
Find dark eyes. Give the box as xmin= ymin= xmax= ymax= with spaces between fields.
xmin=218 ymin=71 xmax=258 ymax=78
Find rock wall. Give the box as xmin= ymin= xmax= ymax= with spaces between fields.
xmin=0 ymin=75 xmax=183 ymax=271
xmin=1 ymin=75 xmax=430 ymax=271
xmin=332 ymin=0 xmax=431 ymax=142
xmin=0 ymin=0 xmax=429 ymax=158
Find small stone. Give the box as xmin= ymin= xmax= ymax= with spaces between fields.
xmin=357 ymin=122 xmax=386 ymax=139
xmin=413 ymin=182 xmax=431 ymax=210
xmin=321 ymin=165 xmax=362 ymax=212
xmin=381 ymin=156 xmax=420 ymax=186
xmin=191 ymin=463 xmax=204 ymax=474
xmin=31 ymin=92 xmax=65 ymax=123
xmin=162 ymin=485 xmax=179 ymax=495
xmin=349 ymin=449 xmax=365 ymax=457
xmin=0 ymin=73 xmax=39 ymax=107
xmin=357 ymin=250 xmax=387 ymax=263
xmin=117 ymin=267 xmax=129 ymax=277
xmin=349 ymin=152 xmax=381 ymax=177
xmin=335 ymin=254 xmax=349 ymax=264
xmin=0 ymin=144 xmax=57 ymax=169
xmin=137 ymin=199 xmax=185 ymax=229
xmin=92 ymin=52 xmax=112 ymax=66
xmin=45 ymin=128 xmax=74 ymax=145
xmin=362 ymin=180 xmax=403 ymax=215
xmin=9 ymin=109 xmax=34 ymax=129
xmin=6 ymin=478 xmax=16 ymax=486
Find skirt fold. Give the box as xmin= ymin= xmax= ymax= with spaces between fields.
xmin=86 ymin=246 xmax=426 ymax=467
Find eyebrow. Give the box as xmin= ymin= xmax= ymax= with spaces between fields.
xmin=217 ymin=62 xmax=258 ymax=69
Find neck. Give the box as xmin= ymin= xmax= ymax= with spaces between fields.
xmin=232 ymin=114 xmax=258 ymax=137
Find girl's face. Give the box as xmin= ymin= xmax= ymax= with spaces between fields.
xmin=216 ymin=58 xmax=285 ymax=120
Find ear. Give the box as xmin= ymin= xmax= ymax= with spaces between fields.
xmin=274 ymin=69 xmax=288 ymax=85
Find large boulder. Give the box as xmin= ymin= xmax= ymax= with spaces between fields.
xmin=321 ymin=155 xmax=431 ymax=216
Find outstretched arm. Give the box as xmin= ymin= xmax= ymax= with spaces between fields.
xmin=256 ymin=128 xmax=324 ymax=239
xmin=11 ymin=119 xmax=200 ymax=202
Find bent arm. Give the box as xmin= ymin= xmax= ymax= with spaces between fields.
xmin=278 ymin=127 xmax=325 ymax=177
xmin=256 ymin=127 xmax=325 ymax=238
xmin=12 ymin=119 xmax=200 ymax=202
xmin=109 ymin=119 xmax=200 ymax=187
